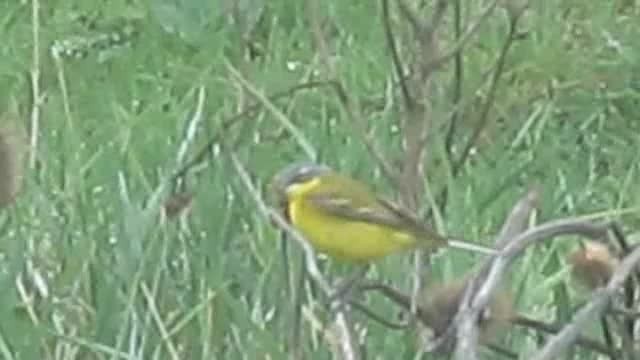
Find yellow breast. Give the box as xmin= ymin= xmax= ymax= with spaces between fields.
xmin=286 ymin=183 xmax=417 ymax=262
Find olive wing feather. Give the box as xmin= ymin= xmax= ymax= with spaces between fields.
xmin=306 ymin=190 xmax=447 ymax=246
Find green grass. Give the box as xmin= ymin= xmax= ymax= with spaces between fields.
xmin=1 ymin=0 xmax=639 ymax=359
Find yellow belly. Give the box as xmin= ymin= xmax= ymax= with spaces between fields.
xmin=288 ymin=197 xmax=417 ymax=262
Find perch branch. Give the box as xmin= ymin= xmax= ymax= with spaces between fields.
xmin=229 ymin=154 xmax=360 ymax=360
xmin=530 ymin=245 xmax=640 ymax=360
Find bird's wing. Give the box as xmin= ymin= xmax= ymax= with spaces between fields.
xmin=307 ymin=191 xmax=401 ymax=228
xmin=376 ymin=198 xmax=448 ymax=243
xmin=307 ymin=190 xmax=447 ymax=245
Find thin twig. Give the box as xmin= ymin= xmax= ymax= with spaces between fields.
xmin=494 ymin=186 xmax=539 ymax=249
xmin=171 ymin=80 xmax=330 ymax=182
xmin=395 ymin=0 xmax=425 ymax=35
xmin=225 ymin=61 xmax=317 ymax=160
xmin=288 ymin=250 xmax=306 ymax=360
xmin=512 ymin=316 xmax=616 ymax=358
xmin=229 ymin=154 xmax=330 ymax=292
xmin=228 ymin=153 xmax=360 ymax=360
xmin=140 ymin=283 xmax=181 ymax=360
xmin=452 ymin=218 xmax=610 ymax=359
xmin=609 ymin=306 xmax=640 ymax=319
xmin=423 ymin=0 xmax=500 ymax=71
xmin=306 ymin=0 xmax=335 ymax=78
xmin=485 ymin=343 xmax=518 ymax=359
xmin=445 ymin=0 xmax=464 ymax=166
xmin=29 ymin=0 xmax=41 ymax=169
xmin=452 ymin=2 xmax=528 ymax=176
xmin=613 ymin=313 xmax=637 ymax=360
xmin=348 ymin=299 xmax=409 ymax=330
xmin=382 ymin=0 xmax=413 ymax=110
xmin=599 ymin=316 xmax=617 ymax=360
xmin=175 ymin=86 xmax=206 ymax=167
xmin=609 ymin=222 xmax=639 ymax=338
xmin=449 ymin=187 xmax=538 ymax=359
xmin=358 ymin=282 xmax=618 ymax=357
xmin=531 ymin=245 xmax=640 ymax=360
xmin=329 ymin=81 xmax=398 ymax=185
xmin=388 ymin=0 xmax=445 ymax=334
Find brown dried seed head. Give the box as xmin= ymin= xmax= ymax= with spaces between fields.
xmin=419 ymin=278 xmax=513 ymax=344
xmin=0 ymin=123 xmax=25 ymax=208
xmin=568 ymin=241 xmax=618 ymax=290
xmin=162 ymin=191 xmax=194 ymax=219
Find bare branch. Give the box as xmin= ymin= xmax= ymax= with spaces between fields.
xmin=452 ymin=2 xmax=529 ymax=176
xmin=226 ymin=61 xmax=317 ymax=160
xmin=424 ymin=0 xmax=500 ymax=71
xmin=445 ymin=0 xmax=464 ymax=165
xmin=494 ymin=186 xmax=540 ymax=249
xmin=306 ymin=0 xmax=335 ymax=78
xmin=382 ymin=0 xmax=413 ymax=110
xmin=531 ymin=245 xmax=640 ymax=360
xmin=358 ymin=282 xmax=617 ymax=357
xmin=348 ymin=299 xmax=409 ymax=330
xmin=511 ymin=316 xmax=616 ymax=358
xmin=452 ymin=218 xmax=610 ymax=359
xmin=228 ymin=153 xmax=360 ymax=360
xmin=172 ymin=80 xmax=331 ymax=182
xmin=329 ymin=81 xmax=399 ymax=185
xmin=395 ymin=0 xmax=425 ymax=35
xmin=29 ymin=0 xmax=42 ymax=169
xmin=427 ymin=0 xmax=450 ymax=34
xmin=609 ymin=222 xmax=640 ymax=339
xmin=229 ymin=154 xmax=329 ymax=292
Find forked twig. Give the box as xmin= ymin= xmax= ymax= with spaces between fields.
xmin=448 ymin=187 xmax=537 ymax=358
xmin=225 ymin=61 xmax=317 ymax=160
xmin=451 ymin=219 xmax=611 ymax=359
xmin=328 ymin=81 xmax=398 ymax=185
xmin=450 ymin=183 xmax=609 ymax=359
xmin=452 ymin=1 xmax=530 ymax=176
xmin=531 ymin=245 xmax=640 ymax=360
xmin=172 ymin=80 xmax=331 ymax=182
xmin=424 ymin=0 xmax=500 ymax=71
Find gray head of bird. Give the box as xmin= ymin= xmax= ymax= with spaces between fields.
xmin=269 ymin=162 xmax=332 ymax=212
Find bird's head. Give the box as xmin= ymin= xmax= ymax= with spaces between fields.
xmin=269 ymin=162 xmax=332 ymax=215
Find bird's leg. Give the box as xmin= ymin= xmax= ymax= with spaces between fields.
xmin=327 ymin=264 xmax=370 ymax=307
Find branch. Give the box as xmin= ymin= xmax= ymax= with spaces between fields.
xmin=357 ymin=282 xmax=618 ymax=357
xmin=382 ymin=0 xmax=413 ymax=110
xmin=171 ymin=80 xmax=331 ymax=182
xmin=445 ymin=0 xmax=464 ymax=166
xmin=530 ymin=245 xmax=640 ymax=360
xmin=329 ymin=81 xmax=399 ymax=186
xmin=494 ymin=186 xmax=539 ymax=249
xmin=228 ymin=154 xmax=360 ymax=360
xmin=452 ymin=217 xmax=610 ymax=359
xmin=452 ymin=2 xmax=528 ymax=176
xmin=423 ymin=0 xmax=500 ymax=71
xmin=29 ymin=0 xmax=42 ymax=169
xmin=512 ymin=316 xmax=617 ymax=358
xmin=225 ymin=61 xmax=317 ymax=160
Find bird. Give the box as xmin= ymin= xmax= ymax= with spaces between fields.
xmin=270 ymin=162 xmax=494 ymax=263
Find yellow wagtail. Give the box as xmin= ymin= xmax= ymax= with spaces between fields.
xmin=270 ymin=162 xmax=494 ymax=262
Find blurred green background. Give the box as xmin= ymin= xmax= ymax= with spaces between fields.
xmin=0 ymin=0 xmax=639 ymax=359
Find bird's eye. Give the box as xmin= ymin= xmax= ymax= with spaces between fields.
xmin=292 ymin=171 xmax=313 ymax=184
